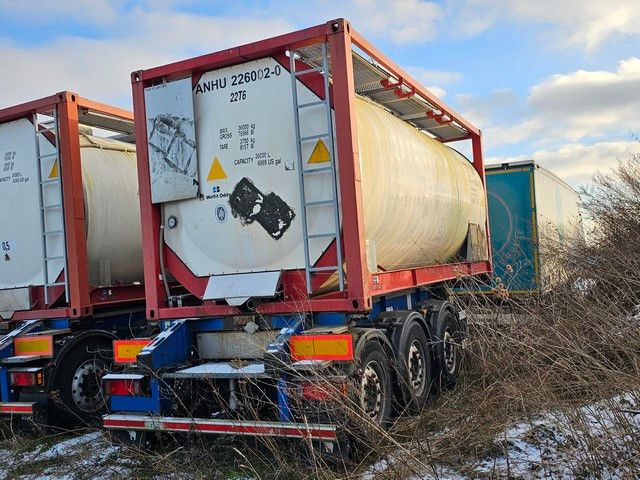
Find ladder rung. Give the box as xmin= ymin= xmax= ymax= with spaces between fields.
xmin=41 ymin=204 xmax=62 ymax=210
xmin=40 ymin=178 xmax=60 ymax=186
xmin=291 ymin=44 xmax=345 ymax=295
xmin=43 ymin=230 xmax=63 ymax=236
xmin=302 ymin=166 xmax=332 ymax=175
xmin=308 ymin=233 xmax=336 ymax=239
xmin=297 ymin=100 xmax=326 ymax=109
xmin=44 ymin=256 xmax=64 ymax=261
xmin=294 ymin=66 xmax=323 ymax=77
xmin=44 ymin=282 xmax=65 ymax=287
xmin=36 ymin=128 xmax=56 ymax=135
xmin=309 ymin=266 xmax=339 ymax=272
xmin=38 ymin=152 xmax=58 ymax=160
xmin=305 ymin=199 xmax=334 ymax=207
xmin=300 ymin=133 xmax=330 ymax=142
xmin=300 ymin=56 xmax=324 ymax=64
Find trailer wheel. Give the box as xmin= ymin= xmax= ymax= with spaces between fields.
xmin=434 ymin=309 xmax=463 ymax=389
xmin=355 ymin=340 xmax=393 ymax=428
xmin=401 ymin=322 xmax=433 ymax=412
xmin=51 ymin=339 xmax=112 ymax=427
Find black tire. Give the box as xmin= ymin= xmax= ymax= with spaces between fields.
xmin=353 ymin=339 xmax=393 ymax=429
xmin=433 ymin=309 xmax=464 ymax=390
xmin=400 ymin=322 xmax=433 ymax=413
xmin=50 ymin=339 xmax=112 ymax=428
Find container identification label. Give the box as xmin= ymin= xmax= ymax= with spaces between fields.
xmin=163 ymin=56 xmax=335 ymax=276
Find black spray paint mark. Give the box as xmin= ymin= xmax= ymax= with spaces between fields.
xmin=228 ymin=177 xmax=295 ymax=240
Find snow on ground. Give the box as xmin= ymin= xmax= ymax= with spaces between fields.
xmin=2 ymin=394 xmax=638 ymax=479
xmin=0 ymin=431 xmax=128 ymax=480
xmin=362 ymin=393 xmax=640 ymax=479
xmin=473 ymin=393 xmax=640 ymax=478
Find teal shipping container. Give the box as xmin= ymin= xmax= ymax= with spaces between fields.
xmin=483 ymin=160 xmax=582 ymax=294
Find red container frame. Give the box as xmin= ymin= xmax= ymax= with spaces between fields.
xmin=0 ymin=92 xmax=145 ymax=321
xmin=131 ymin=19 xmax=492 ymax=321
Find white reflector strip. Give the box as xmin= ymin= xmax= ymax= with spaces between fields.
xmin=102 ymin=373 xmax=146 ymax=381
xmin=103 ymin=414 xmax=337 ymax=440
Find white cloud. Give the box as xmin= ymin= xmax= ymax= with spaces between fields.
xmin=529 ymin=58 xmax=640 ymax=141
xmin=0 ymin=0 xmax=447 ymax=109
xmin=353 ymin=0 xmax=442 ymax=43
xmin=502 ymin=0 xmax=640 ymax=51
xmin=456 ymin=58 xmax=640 ymax=150
xmin=486 ymin=140 xmax=640 ymax=188
xmin=0 ymin=0 xmax=124 ymax=26
xmin=0 ymin=9 xmax=293 ymax=108
xmin=450 ymin=0 xmax=640 ymax=51
xmin=424 ymin=85 xmax=447 ymax=98
xmin=404 ymin=67 xmax=461 ymax=85
xmin=403 ymin=66 xmax=462 ymax=98
xmin=455 ymin=88 xmax=520 ymax=129
xmin=447 ymin=1 xmax=497 ymax=38
xmin=305 ymin=0 xmax=442 ymax=44
xmin=531 ymin=57 xmax=640 ymax=109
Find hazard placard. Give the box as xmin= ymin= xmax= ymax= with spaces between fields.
xmin=307 ymin=139 xmax=331 ymax=164
xmin=48 ymin=160 xmax=59 ymax=179
xmin=207 ymin=156 xmax=227 ymax=181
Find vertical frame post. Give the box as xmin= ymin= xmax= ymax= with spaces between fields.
xmin=471 ymin=132 xmax=485 ymax=180
xmin=132 ymin=73 xmax=166 ymax=320
xmin=57 ymin=93 xmax=91 ymax=317
xmin=328 ymin=19 xmax=370 ymax=310
xmin=471 ymin=132 xmax=492 ymax=267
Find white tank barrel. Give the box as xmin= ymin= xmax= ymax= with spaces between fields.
xmin=357 ymin=97 xmax=486 ymax=270
xmin=0 ymin=118 xmax=142 ymax=295
xmin=157 ymin=57 xmax=487 ymax=290
xmin=80 ymin=134 xmax=143 ymax=285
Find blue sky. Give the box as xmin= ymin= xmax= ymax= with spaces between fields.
xmin=1 ymin=0 xmax=638 ymax=186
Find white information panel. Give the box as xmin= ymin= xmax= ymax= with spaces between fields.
xmin=144 ymin=77 xmax=199 ymax=203
xmin=164 ymin=57 xmax=335 ymax=276
xmin=0 ymin=118 xmax=63 ymax=289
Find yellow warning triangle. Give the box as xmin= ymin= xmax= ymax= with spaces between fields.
xmin=206 ymin=156 xmax=227 ymax=181
xmin=48 ymin=160 xmax=59 ymax=179
xmin=308 ymin=139 xmax=331 ymax=164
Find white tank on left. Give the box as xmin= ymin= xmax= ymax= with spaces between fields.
xmin=0 ymin=117 xmax=142 ymax=302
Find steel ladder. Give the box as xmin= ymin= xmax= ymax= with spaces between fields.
xmin=289 ymin=42 xmax=345 ymax=294
xmin=33 ymin=109 xmax=68 ymax=305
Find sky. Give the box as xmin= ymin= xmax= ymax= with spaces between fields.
xmin=0 ymin=0 xmax=639 ymax=188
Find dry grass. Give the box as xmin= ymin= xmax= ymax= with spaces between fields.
xmin=118 ymin=155 xmax=640 ymax=478
xmin=3 ymin=156 xmax=639 ymax=479
xmin=368 ymin=154 xmax=640 ymax=478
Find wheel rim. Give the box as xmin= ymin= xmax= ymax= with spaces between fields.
xmin=443 ymin=329 xmax=457 ymax=374
xmin=360 ymin=361 xmax=384 ymax=422
xmin=408 ymin=340 xmax=426 ymax=393
xmin=71 ymin=358 xmax=108 ymax=413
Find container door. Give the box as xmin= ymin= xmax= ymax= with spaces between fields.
xmin=486 ymin=168 xmax=538 ymax=292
